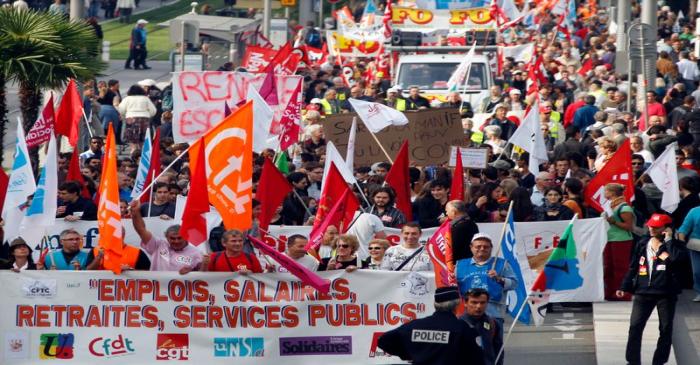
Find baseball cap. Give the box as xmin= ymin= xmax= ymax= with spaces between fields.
xmin=310 ymin=98 xmax=323 ymax=104
xmin=646 ymin=214 xmax=672 ymax=228
xmin=138 ymin=79 xmax=156 ymax=87
xmin=471 ymin=233 xmax=493 ymax=243
xmin=137 ymin=19 xmax=148 ymax=25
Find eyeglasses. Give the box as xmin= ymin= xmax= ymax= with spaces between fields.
xmin=61 ymin=237 xmax=80 ymax=242
xmin=368 ymin=247 xmax=382 ymax=250
xmin=337 ymin=244 xmax=351 ymax=249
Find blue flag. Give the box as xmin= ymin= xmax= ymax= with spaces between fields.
xmin=131 ymin=128 xmax=152 ymax=199
xmin=501 ymin=209 xmax=531 ymax=325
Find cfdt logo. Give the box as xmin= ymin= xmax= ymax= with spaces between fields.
xmin=89 ymin=335 xmax=135 ymax=357
xmin=156 ymin=334 xmax=189 ymax=360
xmin=213 ymin=337 xmax=264 ymax=357
xmin=39 ymin=333 xmax=74 ymax=360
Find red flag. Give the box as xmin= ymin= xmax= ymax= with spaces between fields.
xmin=383 ymin=0 xmax=393 ymax=38
xmin=384 ymin=141 xmax=413 ymax=221
xmin=583 ymin=139 xmax=634 ymax=212
xmin=180 ymin=142 xmax=210 ymax=246
xmin=258 ymin=158 xmax=293 ymax=231
xmin=278 ymin=80 xmax=302 ymax=150
xmin=0 ymin=169 xmax=8 ymax=212
xmin=259 ymin=68 xmax=279 ymax=106
xmin=242 ymin=45 xmax=277 ymax=72
xmin=54 ymin=79 xmax=83 ymax=146
xmin=140 ymin=129 xmax=161 ymax=203
xmin=450 ymin=147 xmax=465 ymax=201
xmin=308 ymin=163 xmax=359 ymax=248
xmin=264 ymin=42 xmax=293 ymax=74
xmin=280 ymin=52 xmax=302 ymax=75
xmin=426 ymin=219 xmax=456 ymax=287
xmin=577 ymin=57 xmax=593 ymax=76
xmin=248 ymin=235 xmax=331 ymax=293
xmin=66 ymin=149 xmax=91 ymax=199
xmin=305 ymin=188 xmax=358 ymax=251
xmin=26 ymin=94 xmax=55 ymax=148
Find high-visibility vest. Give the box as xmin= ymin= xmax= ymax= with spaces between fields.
xmin=470 ymin=130 xmax=484 ymax=144
xmin=320 ymin=99 xmax=339 ymax=114
xmin=93 ymin=245 xmax=141 ymax=271
xmin=385 ymin=98 xmax=406 ymax=111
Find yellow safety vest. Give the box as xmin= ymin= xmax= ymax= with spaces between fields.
xmin=385 ymin=98 xmax=407 ymax=111
xmin=320 ymin=99 xmax=338 ymax=115
xmin=470 ymin=130 xmax=484 ymax=144
xmin=549 ymin=111 xmax=562 ymax=139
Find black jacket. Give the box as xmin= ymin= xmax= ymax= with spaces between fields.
xmin=620 ymin=236 xmax=684 ymax=296
xmin=450 ymin=215 xmax=479 ymax=263
xmin=413 ymin=197 xmax=446 ymax=228
xmin=57 ymin=197 xmax=98 ymax=221
xmin=671 ymin=193 xmax=700 ymax=229
xmin=378 ymin=310 xmax=485 ymax=365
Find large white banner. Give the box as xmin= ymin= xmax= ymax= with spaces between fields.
xmin=391 ymin=6 xmax=495 ymax=30
xmin=170 ymin=72 xmax=302 ymax=143
xmin=0 ymin=270 xmax=433 ymax=364
xmin=31 ymin=217 xmax=606 ymax=302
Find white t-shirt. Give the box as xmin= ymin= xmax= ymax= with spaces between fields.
xmin=379 ymin=245 xmax=433 ymax=272
xmin=345 ymin=212 xmax=385 ymax=260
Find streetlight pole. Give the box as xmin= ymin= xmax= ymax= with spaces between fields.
xmin=263 ymin=0 xmax=272 ymax=38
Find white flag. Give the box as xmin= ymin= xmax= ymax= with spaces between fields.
xmin=499 ymin=43 xmax=535 ymax=64
xmin=20 ymin=134 xmax=58 ymax=244
xmin=247 ymin=84 xmax=275 ymax=153
xmin=447 ymin=42 xmax=476 ymax=92
xmin=322 ymin=141 xmax=357 ymax=191
xmin=349 ymin=98 xmax=408 ymax=133
xmin=500 ymin=0 xmax=522 ymax=22
xmin=2 ymin=121 xmax=36 ymax=242
xmin=131 ymin=128 xmax=152 ymax=199
xmin=646 ymin=145 xmax=680 ymax=213
xmin=508 ymin=100 xmax=548 ymax=174
xmin=346 ymin=117 xmax=357 ymax=172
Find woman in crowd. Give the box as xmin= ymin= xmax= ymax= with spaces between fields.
xmin=510 ymin=187 xmax=535 ymax=222
xmin=318 ymin=234 xmax=361 ymax=271
xmin=362 ymin=239 xmax=390 ymax=270
xmin=602 ymin=183 xmax=635 ymax=301
xmin=118 ymin=84 xmax=157 ymax=153
xmin=468 ymin=182 xmax=504 ymax=223
xmin=1 ymin=238 xmax=38 ymax=271
xmin=534 ymin=187 xmax=574 ymax=221
xmin=484 ymin=125 xmax=507 ymax=156
xmin=593 ymin=137 xmax=618 ymax=172
xmin=280 ymin=172 xmax=309 ymax=226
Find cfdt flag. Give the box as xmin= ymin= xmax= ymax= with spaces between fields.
xmin=20 ymin=134 xmax=58 ymax=246
xmin=2 ymin=122 xmax=36 ymax=242
xmin=529 ymin=216 xmax=583 ymax=326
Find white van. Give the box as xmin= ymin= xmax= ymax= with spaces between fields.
xmin=394 ymin=53 xmax=493 ymax=106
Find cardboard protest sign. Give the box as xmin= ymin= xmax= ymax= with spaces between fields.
xmin=325 ymin=108 xmax=466 ymax=166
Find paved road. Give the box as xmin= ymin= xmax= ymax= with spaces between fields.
xmin=505 ymin=303 xmax=596 ymax=365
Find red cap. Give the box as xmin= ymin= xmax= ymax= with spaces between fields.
xmin=646 ymin=214 xmax=673 ymax=228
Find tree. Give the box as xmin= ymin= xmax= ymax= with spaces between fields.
xmin=0 ymin=9 xmax=105 ymax=166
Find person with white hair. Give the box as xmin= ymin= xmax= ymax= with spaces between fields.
xmin=483 ymin=125 xmax=506 ymax=155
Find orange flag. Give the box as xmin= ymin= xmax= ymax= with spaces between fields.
xmin=190 ymin=102 xmax=254 ymax=230
xmin=97 ymin=123 xmax=124 ymax=273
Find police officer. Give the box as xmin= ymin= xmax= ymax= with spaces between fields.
xmin=617 ymin=214 xmax=682 ymax=365
xmin=378 ymin=286 xmax=485 ymax=365
xmin=460 ymin=288 xmax=503 ymax=365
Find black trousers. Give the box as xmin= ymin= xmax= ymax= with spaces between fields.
xmin=625 ymin=294 xmax=677 ymax=365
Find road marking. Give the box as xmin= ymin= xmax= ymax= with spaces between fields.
xmin=555 ymin=325 xmax=582 ymax=332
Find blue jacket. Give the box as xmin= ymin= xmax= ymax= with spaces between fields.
xmin=456 ymin=257 xmax=517 ymax=320
xmin=572 ymin=104 xmax=598 ymax=131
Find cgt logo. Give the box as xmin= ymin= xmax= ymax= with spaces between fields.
xmin=213 ymin=337 xmax=264 ymax=357
xmin=89 ymin=335 xmax=135 ymax=357
xmin=156 ymin=334 xmax=189 ymax=360
xmin=39 ymin=333 xmax=74 ymax=360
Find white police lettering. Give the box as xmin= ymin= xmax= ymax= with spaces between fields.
xmin=411 ymin=330 xmax=449 ymax=344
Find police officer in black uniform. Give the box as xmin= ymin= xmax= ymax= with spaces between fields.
xmin=460 ymin=288 xmax=503 ymax=365
xmin=617 ymin=213 xmax=683 ymax=365
xmin=378 ymin=286 xmax=485 ymax=365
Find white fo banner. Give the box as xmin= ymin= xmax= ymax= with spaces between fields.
xmin=30 ymin=217 xmax=606 ymax=303
xmin=0 ymin=271 xmax=433 ymax=364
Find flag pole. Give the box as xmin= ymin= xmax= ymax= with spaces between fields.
xmin=458 ymin=42 xmax=476 ymax=113
xmin=490 ymin=200 xmax=514 ymax=271
xmin=256 ymin=227 xmax=290 ymax=266
xmin=367 ymin=129 xmax=394 ymax=164
xmin=81 ymin=108 xmax=94 ymax=139
xmin=146 ymin=170 xmax=156 ymax=218
xmin=293 ymin=189 xmax=315 ymax=219
xmin=136 ymin=144 xmax=193 ymax=201
xmin=495 ymin=296 xmax=530 ymax=364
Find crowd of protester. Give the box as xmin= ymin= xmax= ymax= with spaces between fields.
xmin=1 ymin=2 xmax=699 ymax=363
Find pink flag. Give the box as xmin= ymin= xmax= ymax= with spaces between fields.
xmin=278 ymin=80 xmax=302 ymax=150
xmin=248 ymin=235 xmax=331 ymax=294
xmin=26 ymin=94 xmax=55 ymax=148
